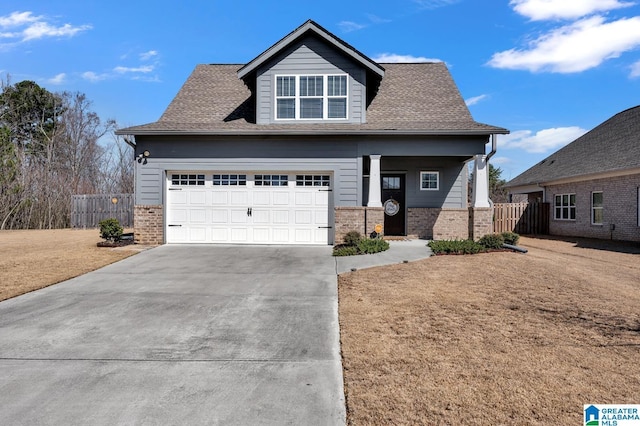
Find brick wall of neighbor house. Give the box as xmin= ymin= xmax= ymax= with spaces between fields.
xmin=547 ymin=174 xmax=640 ymax=242
xmin=469 ymin=207 xmax=493 ymax=240
xmin=334 ymin=207 xmax=384 ymax=244
xmin=407 ymin=208 xmax=469 ymax=240
xmin=134 ymin=205 xmax=164 ymax=245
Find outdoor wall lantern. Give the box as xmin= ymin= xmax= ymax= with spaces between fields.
xmin=137 ymin=150 xmax=150 ymax=163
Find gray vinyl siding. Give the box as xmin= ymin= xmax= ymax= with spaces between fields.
xmin=380 ymin=157 xmax=468 ymax=208
xmin=255 ymin=34 xmax=366 ymax=124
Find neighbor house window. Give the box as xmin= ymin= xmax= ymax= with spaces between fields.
xmin=420 ymin=171 xmax=439 ymax=190
xmin=554 ymin=193 xmax=576 ymax=220
xmin=591 ymin=191 xmax=603 ymax=225
xmin=275 ymin=75 xmax=347 ymax=120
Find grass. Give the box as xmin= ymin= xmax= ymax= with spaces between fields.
xmin=338 ymin=236 xmax=640 ymax=425
xmin=0 ymin=229 xmax=139 ymax=302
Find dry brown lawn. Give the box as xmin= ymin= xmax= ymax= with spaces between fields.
xmin=339 ymin=236 xmax=640 ymax=425
xmin=0 ymin=229 xmax=140 ymax=302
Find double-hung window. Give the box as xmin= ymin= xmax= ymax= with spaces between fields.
xmin=420 ymin=171 xmax=439 ymax=191
xmin=275 ymin=75 xmax=347 ymax=120
xmin=591 ymin=191 xmax=603 ymax=225
xmin=554 ymin=193 xmax=576 ymax=220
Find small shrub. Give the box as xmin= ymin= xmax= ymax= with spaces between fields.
xmin=332 ymin=245 xmax=359 ymax=257
xmin=99 ymin=218 xmax=123 ymax=242
xmin=428 ymin=239 xmax=484 ymax=255
xmin=357 ymin=238 xmax=390 ymax=254
xmin=501 ymin=231 xmax=520 ymax=245
xmin=478 ymin=233 xmax=505 ymax=250
xmin=343 ymin=231 xmax=363 ymax=247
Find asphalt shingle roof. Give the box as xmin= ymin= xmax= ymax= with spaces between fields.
xmin=506 ymin=105 xmax=640 ymax=188
xmin=118 ymin=62 xmax=506 ymax=135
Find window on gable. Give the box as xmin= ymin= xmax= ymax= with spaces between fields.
xmin=554 ymin=193 xmax=576 ymax=220
xmin=591 ymin=191 xmax=603 ymax=225
xmin=275 ymin=75 xmax=347 ymax=120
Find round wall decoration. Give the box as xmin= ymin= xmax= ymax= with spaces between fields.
xmin=384 ymin=198 xmax=400 ymax=216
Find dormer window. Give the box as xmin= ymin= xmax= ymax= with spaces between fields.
xmin=276 ymin=74 xmax=347 ymax=120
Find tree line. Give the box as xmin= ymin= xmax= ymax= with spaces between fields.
xmin=0 ymin=79 xmax=133 ymax=230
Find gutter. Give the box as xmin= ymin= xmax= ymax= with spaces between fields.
xmin=123 ymin=136 xmax=136 ymax=149
xmin=115 ymin=128 xmax=510 ymax=137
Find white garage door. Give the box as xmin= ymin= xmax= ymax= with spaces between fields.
xmin=166 ymin=172 xmax=332 ymax=244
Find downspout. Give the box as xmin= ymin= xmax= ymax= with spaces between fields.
xmin=123 ymin=136 xmax=136 ymax=150
xmin=486 ymin=134 xmax=497 ymax=207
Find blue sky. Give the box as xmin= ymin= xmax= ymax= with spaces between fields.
xmin=2 ymin=0 xmax=639 ymax=180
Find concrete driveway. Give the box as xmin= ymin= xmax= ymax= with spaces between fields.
xmin=0 ymin=245 xmax=345 ymax=425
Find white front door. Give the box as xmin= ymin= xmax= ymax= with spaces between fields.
xmin=166 ymin=172 xmax=332 ymax=244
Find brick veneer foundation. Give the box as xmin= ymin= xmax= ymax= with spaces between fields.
xmin=134 ymin=205 xmax=163 ymax=245
xmin=407 ymin=208 xmax=470 ymax=240
xmin=469 ymin=207 xmax=493 ymax=240
xmin=334 ymin=207 xmax=384 ymax=244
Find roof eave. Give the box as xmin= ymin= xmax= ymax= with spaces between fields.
xmin=506 ymin=166 xmax=640 ymax=189
xmin=237 ymin=20 xmax=385 ymax=80
xmin=116 ymin=128 xmax=509 ymax=137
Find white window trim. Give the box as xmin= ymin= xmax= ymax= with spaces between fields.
xmin=591 ymin=191 xmax=603 ymax=226
xmin=419 ymin=171 xmax=439 ymax=191
xmin=554 ymin=193 xmax=576 ymax=221
xmin=274 ymin=74 xmax=348 ymax=121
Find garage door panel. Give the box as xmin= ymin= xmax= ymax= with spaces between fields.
xmin=190 ymin=209 xmax=206 ymax=223
xmin=230 ymin=191 xmax=248 ymax=205
xmin=167 ymin=172 xmax=332 ymax=245
xmin=273 ymin=192 xmax=290 ymax=205
xmin=272 ymin=210 xmax=289 ymax=224
xmin=295 ymin=210 xmax=312 ymax=224
xmin=230 ymin=209 xmax=249 ymax=224
xmin=189 ymin=191 xmax=206 ymax=204
xmin=295 ymin=192 xmax=312 ymax=205
xmin=253 ymin=191 xmax=270 ymax=205
xmin=211 ymin=210 xmax=228 ymax=223
xmin=211 ymin=192 xmax=228 ymax=205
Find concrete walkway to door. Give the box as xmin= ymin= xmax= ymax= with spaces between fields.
xmin=0 ymin=245 xmax=345 ymax=425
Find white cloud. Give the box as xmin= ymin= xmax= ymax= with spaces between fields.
xmin=413 ymin=0 xmax=461 ymax=9
xmin=489 ymin=156 xmax=512 ymax=165
xmin=0 ymin=11 xmax=40 ymax=28
xmin=81 ymin=71 xmax=109 ymax=82
xmin=500 ymin=127 xmax=587 ymax=153
xmin=630 ymin=60 xmax=640 ymax=78
xmin=372 ymin=53 xmax=442 ymax=63
xmin=488 ymin=16 xmax=640 ymax=73
xmin=510 ymin=0 xmax=634 ymax=21
xmin=114 ymin=65 xmax=154 ymax=74
xmin=47 ymin=73 xmax=66 ymax=85
xmin=0 ymin=10 xmax=90 ymax=46
xmin=338 ymin=21 xmax=366 ymax=33
xmin=465 ymin=94 xmax=488 ymax=106
xmin=139 ymin=50 xmax=158 ymax=61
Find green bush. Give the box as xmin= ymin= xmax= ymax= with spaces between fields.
xmin=343 ymin=231 xmax=362 ymax=247
xmin=357 ymin=238 xmax=390 ymax=254
xmin=501 ymin=231 xmax=520 ymax=245
xmin=478 ymin=233 xmax=505 ymax=249
xmin=332 ymin=246 xmax=359 ymax=256
xmin=428 ymin=239 xmax=484 ymax=255
xmin=99 ymin=218 xmax=123 ymax=242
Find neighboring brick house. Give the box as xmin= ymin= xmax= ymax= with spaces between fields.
xmin=117 ymin=20 xmax=507 ymax=245
xmin=506 ymin=105 xmax=640 ymax=242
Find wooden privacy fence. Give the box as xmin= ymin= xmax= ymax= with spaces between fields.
xmin=493 ymin=202 xmax=550 ymax=235
xmin=71 ymin=194 xmax=134 ymax=229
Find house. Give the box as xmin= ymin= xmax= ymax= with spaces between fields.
xmin=117 ymin=20 xmax=507 ymax=245
xmin=506 ymin=105 xmax=640 ymax=242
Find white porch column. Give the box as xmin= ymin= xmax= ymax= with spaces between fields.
xmin=472 ymin=154 xmax=491 ymax=208
xmin=367 ymin=154 xmax=382 ymax=207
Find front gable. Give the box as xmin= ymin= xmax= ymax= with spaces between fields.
xmin=254 ymin=33 xmax=368 ymax=124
